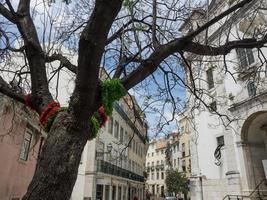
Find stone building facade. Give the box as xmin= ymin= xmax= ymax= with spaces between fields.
xmin=71 ymin=94 xmax=149 ymax=200
xmin=180 ymin=0 xmax=267 ymax=199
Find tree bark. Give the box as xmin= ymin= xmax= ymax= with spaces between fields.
xmin=22 ymin=112 xmax=89 ymax=200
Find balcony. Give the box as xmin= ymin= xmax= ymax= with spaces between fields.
xmin=97 ymin=160 xmax=144 ymax=182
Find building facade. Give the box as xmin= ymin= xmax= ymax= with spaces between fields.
xmin=181 ymin=0 xmax=267 ymax=199
xmin=0 ymin=94 xmax=44 ymax=200
xmin=145 ymin=131 xmax=191 ymax=199
xmin=146 ymin=138 xmax=167 ymax=199
xmin=71 ymin=94 xmax=149 ymax=200
xmin=178 ymin=115 xmax=191 ymax=178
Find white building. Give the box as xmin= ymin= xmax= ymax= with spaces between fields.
xmin=71 ymin=94 xmax=149 ymax=200
xmin=180 ymin=0 xmax=267 ymax=199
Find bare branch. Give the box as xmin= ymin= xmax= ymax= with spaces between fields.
xmin=45 ymin=54 xmax=77 ymax=74
xmin=0 ymin=76 xmax=24 ymax=104
xmin=0 ymin=3 xmax=16 ymax=23
xmin=185 ymin=0 xmax=254 ymax=40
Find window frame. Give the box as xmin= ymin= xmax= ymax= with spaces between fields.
xmin=247 ymin=81 xmax=256 ymax=97
xmin=19 ymin=129 xmax=33 ymax=161
xmin=236 ymin=48 xmax=255 ymax=70
xmin=206 ymin=68 xmax=215 ymax=90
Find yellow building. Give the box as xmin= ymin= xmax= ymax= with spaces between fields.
xmin=178 ymin=114 xmax=191 ymax=178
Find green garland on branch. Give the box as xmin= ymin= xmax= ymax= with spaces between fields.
xmin=43 ymin=79 xmax=126 ymax=139
xmin=89 ymin=116 xmax=100 ymax=139
xmin=101 ymin=79 xmax=127 ymax=116
xmin=44 ymin=107 xmax=68 ymax=132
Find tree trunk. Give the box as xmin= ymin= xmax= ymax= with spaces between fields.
xmin=22 ymin=112 xmax=89 ymax=200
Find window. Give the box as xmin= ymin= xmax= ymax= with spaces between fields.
xmin=124 ymin=131 xmax=128 ymax=145
xmin=152 ymin=152 xmax=154 ymax=157
xmin=217 ymin=135 xmax=225 ymax=146
xmin=236 ymin=48 xmax=255 ymax=69
xmin=156 ymin=172 xmax=159 ymax=180
xmin=128 ymin=160 xmax=131 ymax=170
xmin=188 ymin=141 xmax=190 ymax=155
xmin=180 ymin=126 xmax=185 ymax=133
xmin=182 ymin=160 xmax=186 ymax=172
xmin=133 ymin=140 xmax=135 ymax=153
xmin=209 ymin=101 xmax=217 ymax=112
xmin=147 ymin=162 xmax=150 ymax=167
xmin=206 ymin=68 xmax=214 ymax=89
xmin=189 ymin=159 xmax=191 ymax=172
xmin=114 ymin=121 xmax=119 ymax=138
xmin=120 ymin=127 xmax=124 ymax=143
xmin=108 ymin=117 xmax=113 ymax=134
xmin=174 ymin=159 xmax=176 ymax=167
xmin=161 ymin=150 xmax=164 ymax=155
xmin=156 ymin=150 xmax=159 ymax=155
xmin=151 ymin=172 xmax=154 ymax=180
xmin=147 ymin=153 xmax=150 ymax=157
xmin=161 ymin=172 xmax=164 ymax=179
xmin=19 ymin=130 xmax=32 ymax=161
xmin=182 ymin=143 xmax=185 ymax=157
xmin=152 ymin=161 xmax=154 ymax=166
xmin=247 ymin=81 xmax=256 ymax=97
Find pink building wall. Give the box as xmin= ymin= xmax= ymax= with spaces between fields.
xmin=0 ymin=97 xmax=42 ymax=200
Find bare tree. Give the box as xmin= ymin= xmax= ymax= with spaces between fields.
xmin=0 ymin=0 xmax=266 ymax=199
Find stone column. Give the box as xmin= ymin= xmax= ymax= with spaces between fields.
xmin=223 ymin=130 xmax=242 ymax=196
xmin=120 ymin=185 xmax=123 ymax=200
xmin=109 ymin=184 xmax=112 ymax=200
xmin=116 ymin=184 xmax=119 ymax=200
xmin=125 ymin=185 xmax=129 ymax=200
xmin=260 ymin=124 xmax=267 ymax=152
xmin=103 ymin=185 xmax=106 ymax=200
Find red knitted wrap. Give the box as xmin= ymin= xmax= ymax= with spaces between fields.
xmin=24 ymin=94 xmax=35 ymax=110
xmin=97 ymin=106 xmax=108 ymax=127
xmin=39 ymin=101 xmax=60 ymax=126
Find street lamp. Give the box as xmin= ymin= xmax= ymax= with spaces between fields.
xmin=106 ymin=143 xmax=113 ymax=153
xmin=96 ymin=143 xmax=113 ymax=160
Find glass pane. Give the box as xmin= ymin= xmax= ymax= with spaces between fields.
xmin=246 ymin=48 xmax=255 ymax=65
xmin=237 ymin=48 xmax=249 ymax=68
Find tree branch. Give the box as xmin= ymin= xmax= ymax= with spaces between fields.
xmin=184 ymin=37 xmax=267 ymax=56
xmin=106 ymin=17 xmax=151 ymax=45
xmin=185 ymin=0 xmax=253 ymax=40
xmin=45 ymin=54 xmax=77 ymax=74
xmin=0 ymin=76 xmax=24 ymax=104
xmin=69 ymin=0 xmax=123 ymax=122
xmin=122 ymin=34 xmax=267 ymax=90
xmin=0 ymin=3 xmax=16 ymax=23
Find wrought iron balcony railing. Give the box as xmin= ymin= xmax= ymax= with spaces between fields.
xmin=97 ymin=160 xmax=145 ymax=182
